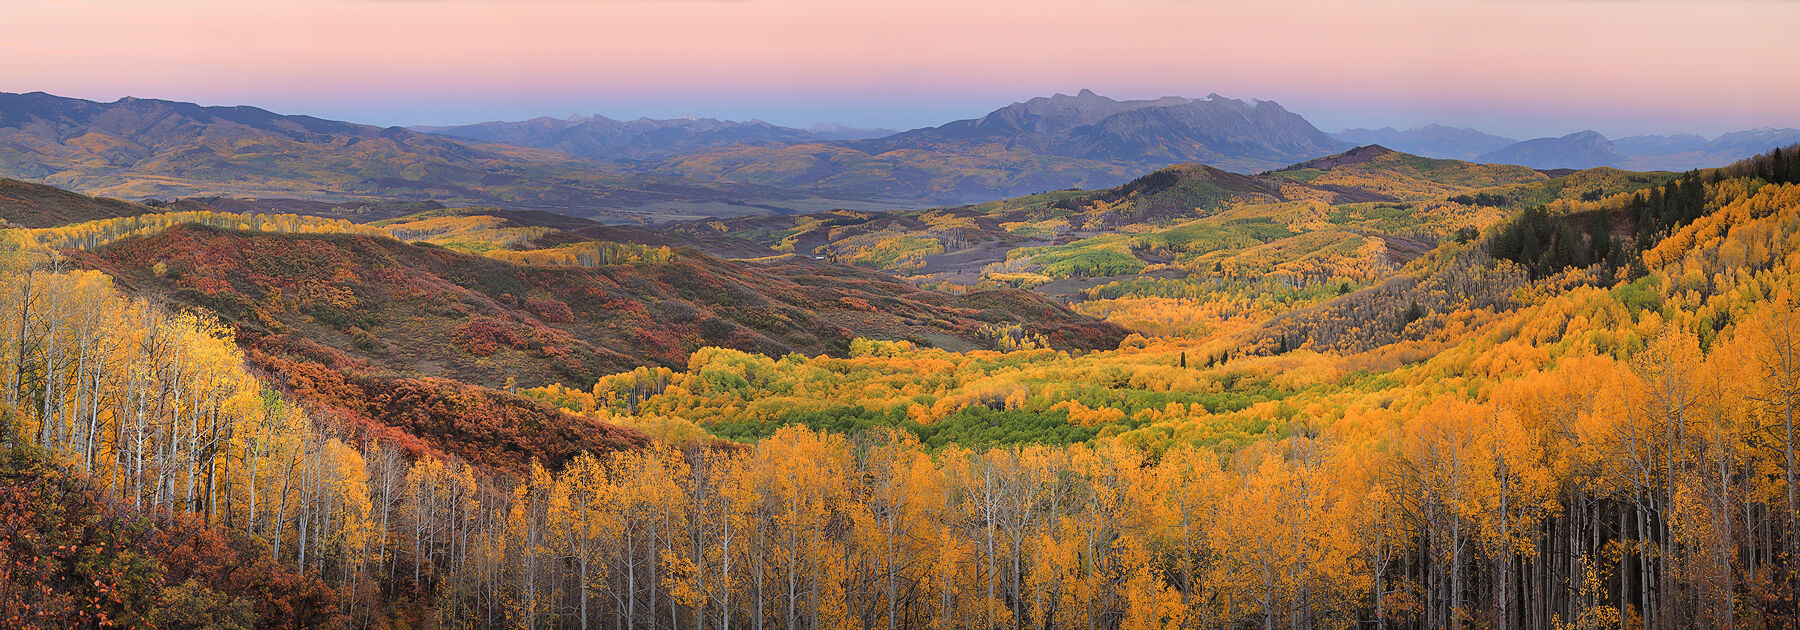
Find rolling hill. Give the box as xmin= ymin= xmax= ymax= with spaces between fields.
xmin=4 ymin=173 xmax=1129 ymax=468
xmin=11 ymin=193 xmax=1125 ymax=470
xmin=661 ymin=146 xmax=1618 ymax=298
xmin=77 ymin=224 xmax=1124 ymax=389
xmin=0 ymin=175 xmax=157 ymax=228
xmin=0 ymin=172 xmax=511 ymax=229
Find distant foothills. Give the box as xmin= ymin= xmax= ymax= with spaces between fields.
xmin=1335 ymin=125 xmax=1800 ymax=171
xmin=1 ymin=89 xmax=1794 ymax=221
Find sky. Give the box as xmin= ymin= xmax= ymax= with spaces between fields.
xmin=3 ymin=0 xmax=1796 ymax=140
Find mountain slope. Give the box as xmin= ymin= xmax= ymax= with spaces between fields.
xmin=659 ymin=146 xmax=1596 ymax=307
xmin=1272 ymin=145 xmax=1551 ymax=200
xmin=659 ymin=91 xmax=1347 ymax=203
xmin=0 ymin=176 xmax=157 ymax=228
xmin=1476 ymin=128 xmax=1800 ymax=171
xmin=1340 ymin=125 xmax=1800 ymax=170
xmin=854 ymin=91 xmax=1346 ymax=168
xmin=1620 ymin=127 xmax=1800 ymax=170
xmin=1055 ymin=96 xmax=1344 ymax=167
xmin=421 ymin=115 xmax=893 ymax=162
xmin=77 ymin=224 xmax=1125 ymax=389
xmin=0 ymin=448 xmax=340 ymax=628
xmin=1611 ymin=133 xmax=1709 ymax=156
xmin=1330 ymin=124 xmax=1517 ymax=160
xmin=0 ymin=91 xmax=801 ymax=221
xmin=1476 ymin=130 xmax=1628 ymax=169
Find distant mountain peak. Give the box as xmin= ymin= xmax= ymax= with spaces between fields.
xmin=1330 ymin=125 xmax=1517 ymax=160
xmin=419 ymin=109 xmax=899 ymax=161
xmin=1279 ymin=144 xmax=1397 ymax=171
xmin=1477 ymin=130 xmax=1626 ymax=169
xmin=805 ymin=123 xmax=898 ymax=140
xmin=1414 ymin=123 xmax=1484 ymax=134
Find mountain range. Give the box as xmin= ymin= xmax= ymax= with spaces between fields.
xmin=3 ymin=89 xmax=1795 ymax=221
xmin=1471 ymin=128 xmax=1800 ymax=171
xmin=415 ymin=114 xmax=894 ymax=163
xmin=1329 ymin=124 xmax=1517 ymax=160
xmin=1334 ymin=123 xmax=1800 ymax=171
xmin=653 ymin=90 xmax=1349 ymax=203
xmin=0 ymin=91 xmax=808 ymax=222
xmin=1475 ymin=130 xmax=1629 ymax=170
xmin=1609 ymin=127 xmax=1800 ymax=170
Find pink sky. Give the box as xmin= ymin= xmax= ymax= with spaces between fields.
xmin=3 ymin=0 xmax=1796 ymax=137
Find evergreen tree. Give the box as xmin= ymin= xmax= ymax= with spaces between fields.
xmin=1519 ymin=221 xmax=1539 ymax=273
xmin=1587 ymin=211 xmax=1613 ymax=267
xmin=1548 ymin=222 xmax=1580 ymax=275
xmin=1402 ymin=301 xmax=1424 ymax=329
xmin=1632 ymin=192 xmax=1656 ymax=249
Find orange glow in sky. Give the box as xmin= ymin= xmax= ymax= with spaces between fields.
xmin=3 ymin=0 xmax=1796 ymax=137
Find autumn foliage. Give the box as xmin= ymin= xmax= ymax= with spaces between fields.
xmin=2 ymin=147 xmax=1800 ymax=628
xmin=0 ymin=447 xmax=337 ymax=628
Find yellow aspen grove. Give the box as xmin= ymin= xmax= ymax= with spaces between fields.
xmin=4 ymin=146 xmax=1800 ymax=629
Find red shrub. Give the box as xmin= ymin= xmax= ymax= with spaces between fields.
xmin=0 ymin=448 xmax=340 ymax=629
xmin=524 ymin=298 xmax=575 ymax=323
xmin=452 ymin=317 xmax=522 ymax=357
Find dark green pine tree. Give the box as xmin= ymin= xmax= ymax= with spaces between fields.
xmin=1631 ymin=192 xmax=1656 ymax=249
xmin=1680 ymin=172 xmax=1706 ymax=223
xmin=1548 ymin=222 xmax=1581 ymax=275
xmin=1652 ymin=183 xmax=1674 ymax=226
xmin=1519 ymin=222 xmax=1540 ymax=276
xmin=1770 ymin=146 xmax=1798 ymax=185
xmin=1402 ymin=301 xmax=1425 ymax=328
xmin=1587 ymin=211 xmax=1613 ymax=267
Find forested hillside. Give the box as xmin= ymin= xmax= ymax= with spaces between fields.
xmin=0 ymin=146 xmax=1797 ymax=628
